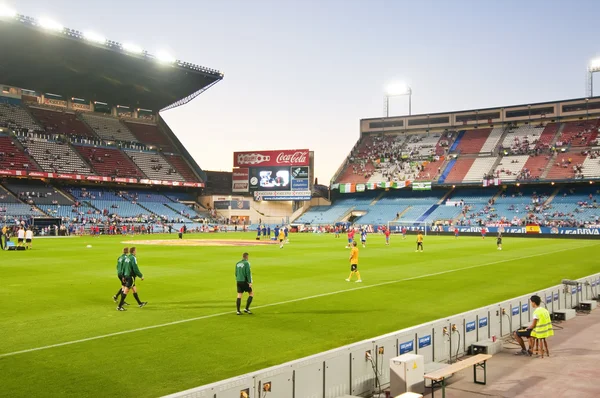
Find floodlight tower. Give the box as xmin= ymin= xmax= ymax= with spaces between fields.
xmin=384 ymin=82 xmax=412 ymax=117
xmin=587 ymin=58 xmax=600 ymax=97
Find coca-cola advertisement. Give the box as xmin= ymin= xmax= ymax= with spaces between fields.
xmin=233 ymin=149 xmax=309 ymax=167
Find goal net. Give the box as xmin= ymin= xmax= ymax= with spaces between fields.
xmin=387 ymin=220 xmax=429 ymax=235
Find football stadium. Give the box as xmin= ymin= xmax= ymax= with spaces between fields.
xmin=1 ymin=4 xmax=600 ymax=398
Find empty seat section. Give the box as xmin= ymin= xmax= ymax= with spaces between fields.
xmin=164 ymin=154 xmax=200 ymax=182
xmin=75 ymin=146 xmax=143 ymax=178
xmin=23 ymin=138 xmax=92 ymax=174
xmin=581 ymin=153 xmax=600 ymax=178
xmin=462 ymin=157 xmax=497 ymax=182
xmin=125 ymin=151 xmax=184 ymax=181
xmin=0 ymin=135 xmax=38 ymax=171
xmin=453 ymin=129 xmax=491 ymax=154
xmin=444 ymin=158 xmax=475 ymax=183
xmin=80 ymin=113 xmax=138 ymax=142
xmin=124 ymin=121 xmax=174 ymax=152
xmin=29 ymin=107 xmax=96 ymax=139
xmin=295 ymin=204 xmax=353 ymax=224
xmin=480 ymin=127 xmax=504 ymax=153
xmin=0 ymin=103 xmax=42 ymax=132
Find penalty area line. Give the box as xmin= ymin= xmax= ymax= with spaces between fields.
xmin=0 ymin=243 xmax=594 ymax=359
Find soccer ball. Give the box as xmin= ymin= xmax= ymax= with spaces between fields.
xmin=86 ymin=245 xmax=92 ymax=248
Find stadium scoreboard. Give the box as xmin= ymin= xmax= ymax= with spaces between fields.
xmin=232 ymin=149 xmax=313 ymax=201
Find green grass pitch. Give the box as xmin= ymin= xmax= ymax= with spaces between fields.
xmin=0 ymin=232 xmax=597 ymax=397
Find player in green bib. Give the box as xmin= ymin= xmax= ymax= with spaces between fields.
xmin=113 ymin=247 xmax=129 ymax=303
xmin=235 ymin=252 xmax=254 ymax=315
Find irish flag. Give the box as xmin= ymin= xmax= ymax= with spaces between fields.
xmin=339 ymin=183 xmax=355 ymax=193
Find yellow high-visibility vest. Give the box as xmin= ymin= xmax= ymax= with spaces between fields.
xmin=531 ymin=307 xmax=553 ymax=339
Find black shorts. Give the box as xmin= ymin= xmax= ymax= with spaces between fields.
xmin=18 ymin=238 xmax=24 ymax=243
xmin=122 ymin=276 xmax=135 ymax=289
xmin=417 ymin=242 xmax=423 ymax=248
xmin=516 ymin=329 xmax=531 ymax=338
xmin=26 ymin=239 xmax=32 ymax=243
xmin=237 ymin=281 xmax=252 ymax=294
xmin=497 ymin=238 xmax=502 ymax=244
xmin=279 ymin=239 xmax=283 ymax=242
xmin=351 ymin=264 xmax=358 ymax=271
xmin=118 ymin=274 xmax=124 ymax=285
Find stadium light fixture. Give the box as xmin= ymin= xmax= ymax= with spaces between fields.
xmin=84 ymin=31 xmax=107 ymax=45
xmin=385 ymin=82 xmax=412 ymax=117
xmin=589 ymin=58 xmax=600 ymax=73
xmin=156 ymin=50 xmax=176 ymax=64
xmin=38 ymin=17 xmax=64 ymax=32
xmin=122 ymin=42 xmax=143 ymax=55
xmin=0 ymin=4 xmax=16 ymax=18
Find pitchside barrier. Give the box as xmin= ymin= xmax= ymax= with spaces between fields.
xmin=164 ymin=273 xmax=600 ymax=398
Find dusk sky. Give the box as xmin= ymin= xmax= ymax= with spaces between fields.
xmin=12 ymin=0 xmax=600 ymax=183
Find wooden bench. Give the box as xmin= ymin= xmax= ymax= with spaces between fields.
xmin=423 ymin=354 xmax=492 ymax=398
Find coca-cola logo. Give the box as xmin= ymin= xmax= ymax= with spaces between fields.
xmin=276 ymin=151 xmax=308 ymax=165
xmin=236 ymin=150 xmax=309 ymax=166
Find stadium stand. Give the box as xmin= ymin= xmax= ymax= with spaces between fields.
xmin=545 ymin=151 xmax=588 ymax=180
xmin=125 ymin=150 xmax=184 ymax=181
xmin=480 ymin=127 xmax=505 ymax=153
xmin=519 ymin=154 xmax=552 ymax=181
xmin=0 ymin=103 xmax=42 ymax=132
xmin=452 ymin=128 xmax=492 ymax=154
xmin=69 ymin=188 xmax=152 ymax=218
xmin=0 ymin=135 xmax=38 ymax=171
xmin=403 ymin=133 xmax=441 ymax=157
xmin=444 ymin=158 xmax=475 ymax=183
xmin=462 ymin=157 xmax=497 ymax=183
xmin=79 ymin=113 xmax=138 ymax=143
xmin=2 ymin=179 xmax=73 ymax=205
xmin=535 ymin=123 xmax=560 ymax=149
xmin=75 ymin=145 xmax=144 ymax=178
xmin=164 ymin=153 xmax=200 ymax=182
xmin=555 ymin=119 xmax=600 ymax=147
xmin=21 ymin=137 xmax=92 ymax=174
xmin=501 ymin=125 xmax=543 ymax=154
xmin=581 ymin=151 xmax=600 ymax=179
xmin=28 ymin=107 xmax=97 ymax=139
xmin=123 ymin=121 xmax=175 ymax=152
xmin=416 ymin=158 xmax=445 ymax=181
xmin=493 ymin=155 xmax=529 ymax=181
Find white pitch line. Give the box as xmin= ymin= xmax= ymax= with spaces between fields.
xmin=0 ymin=243 xmax=594 ymax=359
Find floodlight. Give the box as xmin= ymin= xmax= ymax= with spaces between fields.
xmin=386 ymin=82 xmax=411 ymax=96
xmin=84 ymin=31 xmax=107 ymax=44
xmin=0 ymin=4 xmax=16 ymax=18
xmin=38 ymin=17 xmax=64 ymax=32
xmin=590 ymin=58 xmax=600 ymax=73
xmin=156 ymin=50 xmax=176 ymax=64
xmin=122 ymin=42 xmax=143 ymax=54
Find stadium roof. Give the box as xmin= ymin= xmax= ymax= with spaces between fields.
xmin=0 ymin=13 xmax=223 ymax=111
